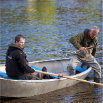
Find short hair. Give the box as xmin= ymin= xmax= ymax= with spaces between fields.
xmin=15 ymin=35 xmax=25 ymax=43
xmin=42 ymin=67 xmax=47 ymax=71
xmin=91 ymin=26 xmax=99 ymax=34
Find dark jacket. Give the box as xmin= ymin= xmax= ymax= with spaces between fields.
xmin=69 ymin=29 xmax=98 ymax=57
xmin=6 ymin=44 xmax=35 ymax=78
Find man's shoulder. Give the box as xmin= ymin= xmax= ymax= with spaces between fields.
xmin=13 ymin=49 xmax=22 ymax=52
xmin=84 ymin=28 xmax=89 ymax=32
xmin=73 ymin=32 xmax=84 ymax=39
xmin=13 ymin=49 xmax=25 ymax=56
xmin=77 ymin=32 xmax=84 ymax=36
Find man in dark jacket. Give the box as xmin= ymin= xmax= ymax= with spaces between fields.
xmin=6 ymin=35 xmax=36 ymax=80
xmin=68 ymin=26 xmax=101 ymax=78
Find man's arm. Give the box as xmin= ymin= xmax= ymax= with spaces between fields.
xmin=90 ymin=37 xmax=98 ymax=57
xmin=18 ymin=52 xmax=35 ymax=73
xmin=69 ymin=32 xmax=84 ymax=50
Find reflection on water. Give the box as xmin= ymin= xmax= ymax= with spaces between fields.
xmin=0 ymin=0 xmax=103 ymax=102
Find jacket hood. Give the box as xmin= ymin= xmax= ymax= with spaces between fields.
xmin=8 ymin=44 xmax=24 ymax=51
xmin=6 ymin=44 xmax=24 ymax=56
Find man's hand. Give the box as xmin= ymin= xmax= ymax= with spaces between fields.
xmin=79 ymin=47 xmax=86 ymax=51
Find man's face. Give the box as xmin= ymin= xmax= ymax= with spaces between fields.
xmin=16 ymin=38 xmax=25 ymax=48
xmin=91 ymin=30 xmax=98 ymax=39
xmin=91 ymin=33 xmax=97 ymax=39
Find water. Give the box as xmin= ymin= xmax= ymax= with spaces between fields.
xmin=0 ymin=0 xmax=103 ymax=102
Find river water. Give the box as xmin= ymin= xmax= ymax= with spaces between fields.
xmin=0 ymin=0 xmax=103 ymax=103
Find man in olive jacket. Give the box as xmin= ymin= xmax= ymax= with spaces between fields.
xmin=6 ymin=35 xmax=37 ymax=80
xmin=69 ymin=26 xmax=101 ymax=78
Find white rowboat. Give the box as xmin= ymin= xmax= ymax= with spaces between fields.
xmin=0 ymin=58 xmax=92 ymax=97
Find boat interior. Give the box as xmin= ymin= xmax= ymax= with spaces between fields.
xmin=0 ymin=59 xmax=89 ymax=80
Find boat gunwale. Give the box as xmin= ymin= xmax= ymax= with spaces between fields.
xmin=29 ymin=58 xmax=71 ymax=64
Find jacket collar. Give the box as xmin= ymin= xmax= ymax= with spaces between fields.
xmin=8 ymin=44 xmax=24 ymax=51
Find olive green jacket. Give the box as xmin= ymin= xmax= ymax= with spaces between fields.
xmin=69 ymin=29 xmax=98 ymax=57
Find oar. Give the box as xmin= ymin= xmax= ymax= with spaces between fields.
xmin=67 ymin=46 xmax=94 ymax=55
xmin=35 ymin=70 xmax=103 ymax=86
